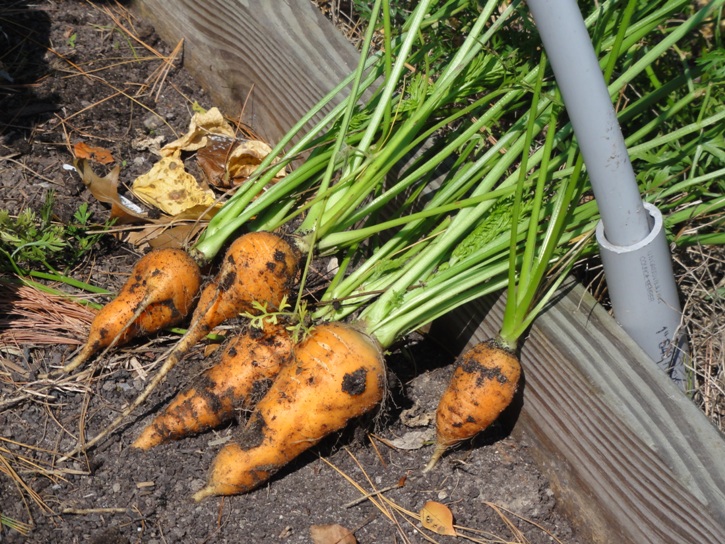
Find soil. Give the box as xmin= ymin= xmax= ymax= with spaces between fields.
xmin=0 ymin=1 xmax=649 ymax=543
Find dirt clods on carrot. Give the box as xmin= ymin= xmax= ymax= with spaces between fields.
xmin=132 ymin=322 xmax=293 ymax=450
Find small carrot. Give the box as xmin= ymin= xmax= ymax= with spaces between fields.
xmin=424 ymin=339 xmax=521 ymax=472
xmin=63 ymin=248 xmax=201 ymax=373
xmin=60 ymin=231 xmax=299 ymax=458
xmin=132 ymin=322 xmax=293 ymax=450
xmin=193 ymin=322 xmax=385 ymax=500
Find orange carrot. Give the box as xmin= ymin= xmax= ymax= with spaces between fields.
xmin=424 ymin=339 xmax=521 ymax=472
xmin=63 ymin=248 xmax=201 ymax=373
xmin=132 ymin=322 xmax=293 ymax=450
xmin=193 ymin=322 xmax=385 ymax=500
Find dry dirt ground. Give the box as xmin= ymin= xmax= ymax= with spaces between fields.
xmin=0 ymin=2 xmax=582 ymax=543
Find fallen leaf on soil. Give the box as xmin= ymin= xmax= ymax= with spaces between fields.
xmin=400 ymin=403 xmax=434 ymax=427
xmin=131 ymin=153 xmax=217 ymax=216
xmin=387 ymin=429 xmax=436 ymax=451
xmin=197 ymin=135 xmax=285 ymax=189
xmin=226 ymin=139 xmax=283 ymax=183
xmin=196 ymin=134 xmax=236 ymax=186
xmin=124 ymin=217 xmax=209 ymax=250
xmin=73 ymin=142 xmax=114 ymax=165
xmin=160 ymin=106 xmax=235 ymax=156
xmin=420 ymin=501 xmax=457 ymax=536
xmin=124 ymin=193 xmax=215 ymax=250
xmin=309 ymin=524 xmax=357 ymax=544
xmin=74 ymin=159 xmax=147 ymax=224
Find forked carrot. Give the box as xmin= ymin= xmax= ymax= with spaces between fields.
xmin=63 ymin=248 xmax=201 ymax=373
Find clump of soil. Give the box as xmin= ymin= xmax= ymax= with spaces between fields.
xmin=1 ymin=2 xmax=580 ymax=543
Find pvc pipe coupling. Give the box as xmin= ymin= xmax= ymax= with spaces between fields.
xmin=596 ymin=202 xmax=687 ymax=388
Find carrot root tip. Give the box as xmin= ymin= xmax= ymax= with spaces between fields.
xmin=423 ymin=443 xmax=449 ymax=473
xmin=62 ymin=344 xmax=97 ymax=373
xmin=192 ymin=485 xmax=217 ymax=502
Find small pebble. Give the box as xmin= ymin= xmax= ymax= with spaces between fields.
xmin=143 ymin=114 xmax=163 ymax=131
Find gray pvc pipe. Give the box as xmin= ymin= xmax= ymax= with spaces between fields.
xmin=597 ymin=204 xmax=687 ymax=387
xmin=526 ymin=0 xmax=686 ymax=385
xmin=526 ymin=0 xmax=650 ymax=246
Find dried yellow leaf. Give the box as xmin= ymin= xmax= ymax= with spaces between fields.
xmin=420 ymin=501 xmax=457 ymax=536
xmin=227 ymin=139 xmax=285 ymax=182
xmin=160 ymin=107 xmax=235 ymax=156
xmin=131 ymin=154 xmax=217 ymax=216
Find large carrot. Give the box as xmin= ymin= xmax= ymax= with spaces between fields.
xmin=132 ymin=322 xmax=293 ymax=450
xmin=193 ymin=322 xmax=385 ymax=500
xmin=60 ymin=231 xmax=299 ymax=459
xmin=424 ymin=339 xmax=521 ymax=472
xmin=63 ymin=248 xmax=201 ymax=373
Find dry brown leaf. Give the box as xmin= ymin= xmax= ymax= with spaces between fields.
xmin=74 ymin=159 xmax=147 ymax=225
xmin=420 ymin=501 xmax=457 ymax=536
xmin=131 ymin=153 xmax=217 ymax=216
xmin=131 ymin=134 xmax=166 ymax=155
xmin=160 ymin=107 xmax=235 ymax=156
xmin=309 ymin=524 xmax=357 ymax=544
xmin=387 ymin=429 xmax=435 ymax=450
xmin=123 ymin=204 xmax=214 ymax=250
xmin=196 ymin=134 xmax=285 ymax=189
xmin=124 ymin=222 xmax=204 ymax=250
xmin=73 ymin=141 xmax=115 ymax=165
xmin=196 ymin=133 xmax=237 ymax=186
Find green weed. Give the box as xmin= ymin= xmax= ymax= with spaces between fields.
xmin=0 ymin=191 xmax=109 ymax=275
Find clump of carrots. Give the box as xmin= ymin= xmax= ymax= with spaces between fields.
xmin=61 ymin=231 xmax=301 ymax=459
xmin=58 ymin=0 xmax=712 ymax=505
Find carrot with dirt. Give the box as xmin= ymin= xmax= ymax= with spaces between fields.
xmin=63 ymin=248 xmax=202 ymax=373
xmin=132 ymin=322 xmax=293 ymax=449
xmin=60 ymin=230 xmax=299 ymax=459
xmin=193 ymin=322 xmax=385 ymax=500
xmin=423 ymin=339 xmax=521 ymax=472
